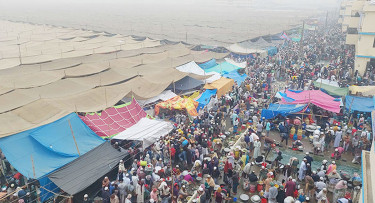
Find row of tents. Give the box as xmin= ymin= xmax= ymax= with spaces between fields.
xmin=262 ymin=78 xmax=375 ymax=119
xmin=0 ymin=57 xmax=247 ymax=201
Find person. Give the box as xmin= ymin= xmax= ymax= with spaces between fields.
xmin=268 ymin=182 xmax=278 ymax=203
xmin=110 ymin=193 xmax=120 ymax=203
xmin=326 ymin=161 xmax=336 ymax=175
xmin=102 ymin=187 xmax=111 ymax=203
xmin=333 ymin=180 xmax=348 ymax=203
xmin=253 ymin=138 xmax=261 ymax=159
xmin=125 ymin=194 xmax=132 ymax=203
xmin=198 ymin=187 xmax=207 ymax=203
xmin=298 ymin=158 xmax=307 ymax=181
xmin=333 ymin=147 xmax=345 ymax=160
xmin=315 ymin=177 xmax=327 ymax=193
xmin=304 ymin=152 xmax=313 ymax=165
xmin=214 ymin=187 xmax=224 ymax=203
xmin=232 ymin=172 xmax=240 ymax=195
xmin=276 ymin=185 xmax=286 ymax=203
xmin=264 ymin=173 xmax=273 ymax=198
xmin=285 ymin=177 xmax=296 ymax=197
xmin=316 ymin=188 xmax=327 ymax=203
xmin=266 ymin=120 xmax=271 ymax=137
xmin=206 ymin=175 xmax=215 ymax=197
xmin=83 ymin=194 xmax=92 ymax=203
xmin=333 ymin=127 xmax=342 ymax=148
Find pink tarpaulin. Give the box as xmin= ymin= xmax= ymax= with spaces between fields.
xmin=79 ymin=98 xmax=147 ymax=138
xmin=281 ymin=90 xmax=341 ymax=113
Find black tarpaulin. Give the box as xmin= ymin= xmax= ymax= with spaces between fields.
xmin=48 ymin=141 xmax=128 ymax=195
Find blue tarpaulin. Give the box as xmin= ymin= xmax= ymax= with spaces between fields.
xmin=261 ymin=103 xmax=307 ymax=119
xmin=266 ymin=47 xmax=278 ymax=56
xmin=345 ymin=95 xmax=375 ymax=112
xmin=204 ymin=62 xmax=242 ymax=74
xmin=196 ymin=89 xmax=217 ymax=110
xmin=222 ymin=70 xmax=247 ymax=85
xmin=0 ymin=113 xmax=104 ymax=201
xmin=198 ymin=59 xmax=217 ymax=69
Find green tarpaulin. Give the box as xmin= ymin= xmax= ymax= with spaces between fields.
xmin=313 ymin=81 xmax=348 ymax=96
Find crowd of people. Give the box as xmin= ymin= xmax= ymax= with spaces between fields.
xmin=88 ymin=21 xmax=368 ymax=203
xmin=0 ymin=18 xmax=371 ymax=203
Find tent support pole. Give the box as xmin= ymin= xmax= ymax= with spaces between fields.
xmin=31 ymin=155 xmax=36 ymax=178
xmin=169 ymin=138 xmax=174 ymax=202
xmin=68 ymin=119 xmax=81 ymax=156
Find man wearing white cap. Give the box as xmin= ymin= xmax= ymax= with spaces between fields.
xmin=298 ymin=158 xmax=307 ymax=181
xmin=125 ymin=194 xmax=132 ymax=203
xmin=333 ymin=127 xmax=342 ymax=148
xmin=83 ymin=194 xmax=91 ymax=203
xmin=315 ymin=177 xmax=327 ymax=193
xmin=119 ymin=159 xmax=126 ymax=172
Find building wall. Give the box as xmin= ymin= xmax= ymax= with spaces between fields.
xmin=346 ymin=33 xmax=359 ymax=45
xmin=355 ymin=56 xmax=370 ymax=75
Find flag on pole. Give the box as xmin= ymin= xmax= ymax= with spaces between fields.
xmin=280 ymin=32 xmax=291 ymax=41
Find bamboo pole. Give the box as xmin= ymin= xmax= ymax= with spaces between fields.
xmin=68 ymin=119 xmax=81 ymax=156
xmin=31 ymin=155 xmax=36 ymax=178
xmin=169 ymin=137 xmax=174 ymax=202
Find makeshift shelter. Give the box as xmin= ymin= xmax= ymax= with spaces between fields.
xmin=349 ymin=86 xmax=375 ymax=96
xmin=48 ymin=142 xmax=128 ymax=195
xmin=196 ymin=89 xmax=217 ymax=111
xmin=121 ymin=90 xmax=177 ymax=106
xmin=173 ymin=76 xmax=204 ymax=91
xmin=198 ymin=59 xmax=217 ymax=69
xmin=204 ymin=62 xmax=242 ymax=74
xmin=222 ymin=70 xmax=247 ymax=85
xmin=224 ymin=58 xmax=246 ymax=68
xmin=79 ymin=98 xmax=147 ymax=138
xmin=266 ymin=47 xmax=278 ymax=56
xmin=0 ymin=113 xmax=104 ymax=201
xmin=280 ymin=90 xmax=341 ymax=113
xmin=113 ymin=118 xmax=174 ymax=148
xmin=312 ymin=81 xmax=348 ymax=96
xmin=315 ymin=78 xmax=340 ymax=87
xmin=204 ymin=77 xmax=234 ymax=97
xmin=261 ymin=103 xmax=307 ymax=119
xmin=176 ymin=61 xmax=221 ymax=83
xmin=345 ymin=95 xmax=375 ymax=112
xmin=154 ymin=96 xmax=199 ymax=116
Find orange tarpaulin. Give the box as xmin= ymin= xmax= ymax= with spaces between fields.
xmin=154 ymin=96 xmax=199 ymax=116
xmin=203 ymin=77 xmax=234 ymax=97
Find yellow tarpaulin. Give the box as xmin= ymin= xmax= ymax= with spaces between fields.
xmin=349 ymin=86 xmax=375 ymax=96
xmin=188 ymin=91 xmax=201 ymax=100
xmin=154 ymin=96 xmax=198 ymax=116
xmin=204 ymin=77 xmax=234 ymax=97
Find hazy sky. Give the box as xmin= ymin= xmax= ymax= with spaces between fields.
xmin=0 ymin=0 xmax=340 ymax=46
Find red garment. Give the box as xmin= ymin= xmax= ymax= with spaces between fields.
xmin=14 ymin=173 xmax=22 ymax=180
xmin=293 ymin=189 xmax=299 ymax=198
xmin=261 ymin=198 xmax=267 ymax=203
xmin=170 ymin=148 xmax=176 ymax=157
xmin=224 ymin=161 xmax=232 ymax=173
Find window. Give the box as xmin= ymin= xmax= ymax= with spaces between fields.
xmin=373 ymin=38 xmax=375 ymax=48
xmin=347 ymin=28 xmax=358 ymax=34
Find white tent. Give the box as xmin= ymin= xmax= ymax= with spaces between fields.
xmin=176 ymin=61 xmax=221 ymax=83
xmin=113 ymin=118 xmax=174 ymax=149
xmin=224 ymin=58 xmax=246 ymax=68
xmin=315 ymin=78 xmax=339 ymax=87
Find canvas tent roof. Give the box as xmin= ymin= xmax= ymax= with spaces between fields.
xmin=0 ymin=113 xmax=103 ymax=179
xmin=79 ymin=98 xmax=147 ymax=138
xmin=204 ymin=77 xmax=234 ymax=97
xmin=113 ymin=117 xmax=174 ymax=149
xmin=349 ymin=86 xmax=375 ymax=96
xmin=48 ymin=142 xmax=128 ymax=195
xmin=121 ymin=90 xmax=177 ymax=106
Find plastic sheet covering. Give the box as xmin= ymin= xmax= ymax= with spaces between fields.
xmin=79 ymin=98 xmax=147 ymax=138
xmin=114 ymin=118 xmax=174 ymax=149
xmin=261 ymin=103 xmax=307 ymax=119
xmin=345 ymin=95 xmax=375 ymax=113
xmin=155 ymin=96 xmax=199 ymax=116
xmin=0 ymin=113 xmax=103 ymax=179
xmin=48 ymin=142 xmax=128 ymax=195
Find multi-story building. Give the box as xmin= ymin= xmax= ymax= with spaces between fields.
xmin=340 ymin=0 xmax=375 ymax=76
